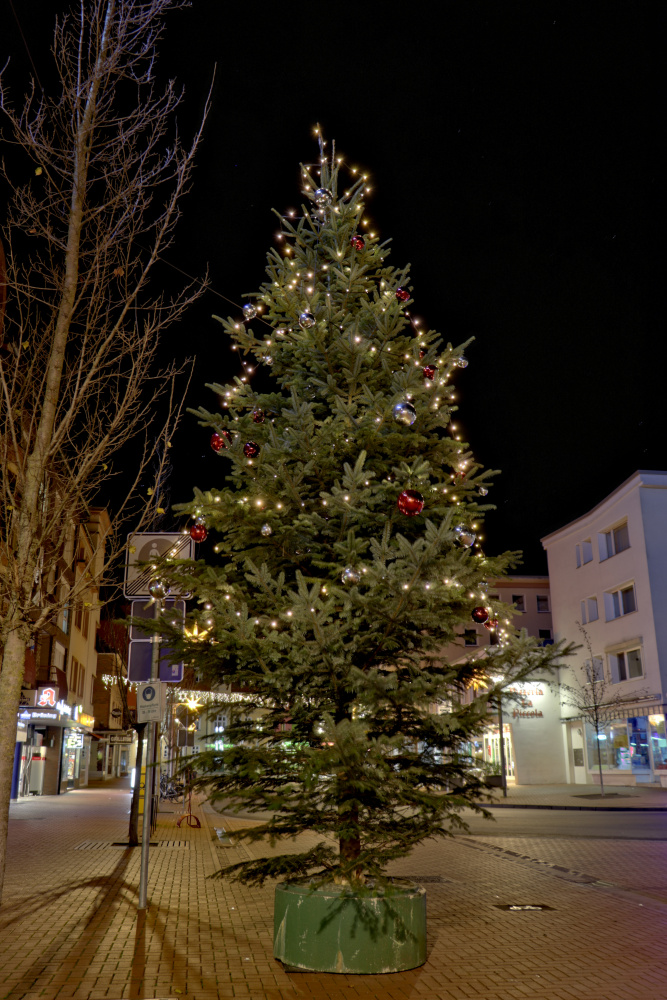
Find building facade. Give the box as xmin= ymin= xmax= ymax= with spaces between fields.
xmin=12 ymin=509 xmax=110 ymax=798
xmin=442 ymin=575 xmax=559 ymax=784
xmin=542 ymin=470 xmax=667 ymax=787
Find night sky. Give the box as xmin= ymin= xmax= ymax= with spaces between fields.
xmin=2 ymin=2 xmax=661 ymax=572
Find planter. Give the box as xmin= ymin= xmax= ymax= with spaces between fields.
xmin=273 ymin=879 xmax=426 ymax=974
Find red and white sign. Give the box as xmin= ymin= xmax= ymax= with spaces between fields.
xmin=36 ymin=686 xmax=58 ymax=708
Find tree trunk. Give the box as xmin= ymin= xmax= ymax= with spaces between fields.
xmin=0 ymin=625 xmax=29 ymax=904
xmin=128 ymin=723 xmax=146 ymax=845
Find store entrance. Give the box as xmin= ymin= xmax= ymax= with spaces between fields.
xmin=485 ymin=727 xmax=515 ymax=780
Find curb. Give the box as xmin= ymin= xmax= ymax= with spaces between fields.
xmin=487 ymin=802 xmax=667 ymax=812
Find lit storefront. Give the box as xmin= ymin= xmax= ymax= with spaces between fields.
xmin=15 ymin=690 xmax=95 ymax=796
xmin=568 ymin=707 xmax=667 ymax=785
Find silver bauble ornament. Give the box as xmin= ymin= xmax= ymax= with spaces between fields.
xmin=393 ymin=401 xmax=417 ymax=426
xmin=194 ymin=515 xmax=206 ymax=525
xmin=148 ymin=577 xmax=169 ymax=601
xmin=299 ymin=311 xmax=316 ymax=330
xmin=243 ymin=303 xmax=257 ymax=321
xmin=341 ymin=566 xmax=361 ymax=585
xmin=454 ymin=524 xmax=476 ymax=548
xmin=260 ymin=523 xmax=273 ymax=537
xmin=457 ymin=356 xmax=469 ymax=368
xmin=479 ymin=487 xmax=488 ymax=497
xmin=264 ymin=355 xmax=274 ymax=365
xmin=313 ymin=187 xmax=333 ymax=207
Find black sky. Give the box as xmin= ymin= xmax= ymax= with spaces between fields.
xmin=2 ymin=1 xmax=662 ymax=572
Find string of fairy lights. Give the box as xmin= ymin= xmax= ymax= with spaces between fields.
xmin=150 ymin=128 xmax=513 ymax=650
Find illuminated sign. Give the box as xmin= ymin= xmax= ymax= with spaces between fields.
xmin=56 ymin=700 xmax=72 ymax=716
xmin=37 ymin=687 xmax=57 ymax=708
xmin=78 ymin=713 xmax=95 ymax=728
xmin=65 ymin=732 xmax=84 ymax=749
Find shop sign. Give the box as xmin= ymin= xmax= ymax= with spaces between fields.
xmin=18 ymin=708 xmax=58 ymax=721
xmin=78 ymin=712 xmax=95 ymax=728
xmin=109 ymin=732 xmax=134 ymax=744
xmin=65 ymin=732 xmax=84 ymax=749
xmin=36 ymin=686 xmax=58 ymax=707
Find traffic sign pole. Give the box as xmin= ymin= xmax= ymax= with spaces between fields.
xmin=138 ymin=602 xmax=161 ymax=910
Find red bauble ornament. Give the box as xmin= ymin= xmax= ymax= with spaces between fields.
xmin=395 ymin=287 xmax=410 ymax=302
xmin=484 ymin=618 xmax=499 ymax=631
xmin=471 ymin=606 xmax=489 ymax=624
xmin=419 ymin=348 xmax=427 ymax=359
xmin=251 ymin=409 xmax=265 ymax=423
xmin=423 ymin=365 xmax=436 ymax=380
xmin=243 ymin=441 xmax=260 ymax=458
xmin=190 ymin=523 xmax=207 ymax=542
xmin=210 ymin=429 xmax=231 ymax=452
xmin=350 ymin=235 xmax=365 ymax=250
xmin=397 ymin=490 xmax=424 ymax=516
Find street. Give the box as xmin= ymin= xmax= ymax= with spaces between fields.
xmin=2 ymin=780 xmax=667 ymax=1000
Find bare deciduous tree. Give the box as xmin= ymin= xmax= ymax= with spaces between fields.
xmin=0 ymin=0 xmax=211 ymax=903
xmin=560 ymin=623 xmax=642 ymax=797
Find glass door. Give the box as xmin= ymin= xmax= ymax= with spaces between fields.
xmin=628 ymin=717 xmax=651 ymax=775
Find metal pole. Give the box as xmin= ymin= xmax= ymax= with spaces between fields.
xmin=498 ymin=696 xmax=508 ymax=798
xmin=138 ymin=602 xmax=161 ymax=910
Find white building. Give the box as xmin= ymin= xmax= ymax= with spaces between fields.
xmin=542 ymin=470 xmax=667 ymax=786
xmin=442 ymin=575 xmax=560 ymax=784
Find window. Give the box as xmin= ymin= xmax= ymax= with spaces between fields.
xmin=78 ymin=668 xmax=85 ymax=698
xmin=82 ymin=609 xmax=90 ymax=640
xmin=586 ymin=597 xmax=599 ymax=622
xmin=599 ymin=522 xmax=630 ymax=561
xmin=584 ymin=657 xmax=604 ymax=683
xmin=91 ymin=676 xmax=96 ymax=703
xmin=70 ymin=658 xmax=79 ymax=696
xmin=604 ymin=584 xmax=636 ymax=621
xmin=536 ymin=595 xmax=550 ymax=613
xmin=512 ymin=594 xmax=525 ymax=613
xmin=575 ymin=545 xmax=581 ymax=568
xmin=580 ymin=600 xmax=587 ymax=625
xmin=582 ymin=540 xmax=593 ymax=564
xmin=62 ymin=604 xmax=69 ymax=635
xmin=74 ymin=604 xmax=83 ymax=632
xmin=538 ymin=628 xmax=553 ymax=646
xmin=609 ymin=648 xmax=643 ymax=683
xmin=464 ymin=629 xmax=478 ymax=646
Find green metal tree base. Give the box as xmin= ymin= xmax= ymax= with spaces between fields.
xmin=273 ymin=880 xmax=427 ymax=974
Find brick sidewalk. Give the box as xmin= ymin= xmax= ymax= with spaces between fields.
xmin=1 ymin=780 xmax=667 ymax=1000
xmin=489 ymin=782 xmax=667 ymax=809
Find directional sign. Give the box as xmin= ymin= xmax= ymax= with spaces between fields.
xmin=136 ymin=682 xmax=165 ymax=723
xmin=124 ymin=532 xmax=195 ymax=598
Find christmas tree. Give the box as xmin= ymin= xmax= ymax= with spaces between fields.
xmin=169 ymin=135 xmax=566 ymax=888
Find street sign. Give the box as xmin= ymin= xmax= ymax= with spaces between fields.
xmin=124 ymin=532 xmax=194 ymax=598
xmin=136 ymin=682 xmax=165 ymax=723
xmin=127 ymin=599 xmax=185 ymax=683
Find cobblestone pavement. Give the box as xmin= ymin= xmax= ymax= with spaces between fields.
xmin=1 ymin=780 xmax=667 ymax=1000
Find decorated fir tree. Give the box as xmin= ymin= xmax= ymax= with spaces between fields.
xmin=168 ymin=137 xmax=567 ymax=889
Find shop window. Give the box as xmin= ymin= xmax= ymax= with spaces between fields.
xmin=464 ymin=629 xmax=478 ymax=646
xmin=586 ymin=720 xmax=631 ymax=771
xmin=599 ymin=522 xmax=630 ymax=561
xmin=609 ymin=647 xmax=643 ymax=683
xmin=604 ymin=584 xmax=636 ymax=621
xmin=649 ymin=715 xmax=667 ymax=770
xmin=536 ymin=595 xmax=549 ymax=613
xmin=512 ymin=594 xmax=525 ymax=613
